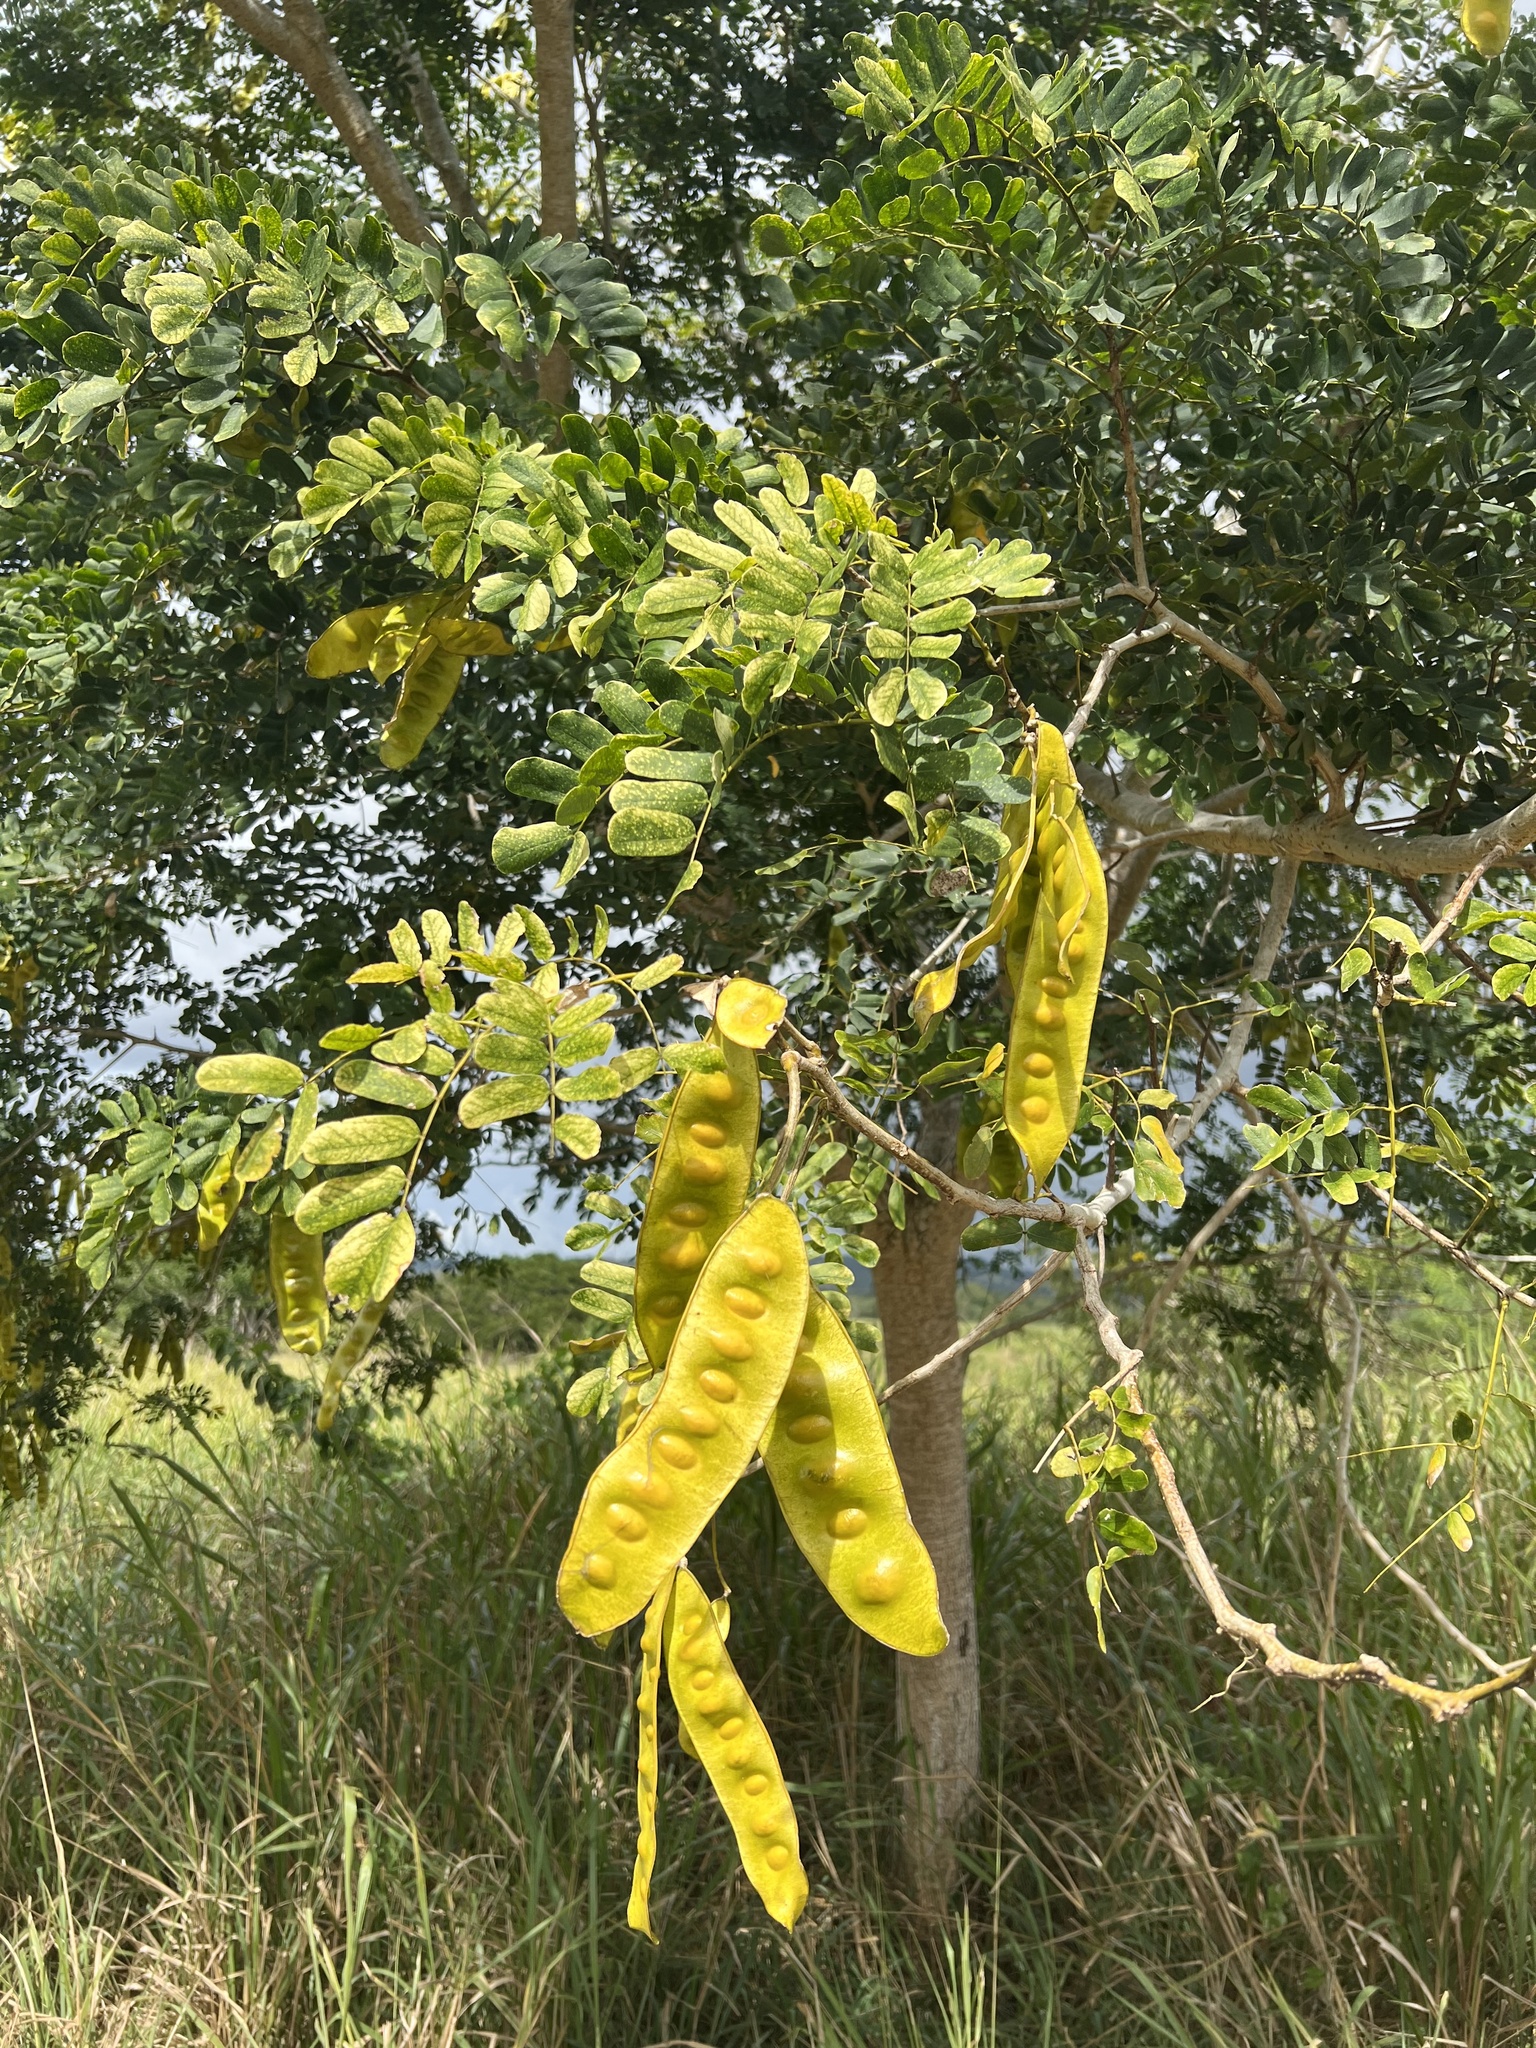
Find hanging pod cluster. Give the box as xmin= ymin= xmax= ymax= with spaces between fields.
xmin=913 ymin=719 xmax=1108 ymax=1190
xmin=557 ymin=979 xmax=946 ymax=1936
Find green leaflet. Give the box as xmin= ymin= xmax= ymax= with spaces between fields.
xmin=471 ymin=1030 xmax=547 ymax=1071
xmin=609 ymin=779 xmax=708 ymax=816
xmin=494 ymin=823 xmax=575 ymax=875
xmin=292 ymin=1166 xmax=407 ymax=1236
xmin=196 ymin=1054 xmax=305 ymax=1096
xmin=302 ymin=1114 xmax=419 ymax=1164
xmin=325 ymin=1209 xmax=416 ymax=1306
xmin=460 ymin=1074 xmax=549 ymax=1127
xmin=609 ymin=809 xmax=696 ymax=858
xmin=475 ymin=984 xmax=549 ymax=1033
xmin=336 ymin=1060 xmax=437 ymax=1109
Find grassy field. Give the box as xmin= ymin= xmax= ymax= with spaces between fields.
xmin=1 ymin=1247 xmax=1534 ymax=2045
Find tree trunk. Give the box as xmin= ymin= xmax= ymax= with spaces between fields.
xmin=219 ymin=0 xmax=433 ymax=243
xmin=531 ymin=0 xmax=578 ymax=409
xmin=870 ymin=1101 xmax=978 ymax=1912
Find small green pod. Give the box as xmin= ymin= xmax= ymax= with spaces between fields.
xmin=633 ymin=1030 xmax=761 ymax=1370
xmin=558 ymin=1197 xmax=810 ymax=1636
xmin=666 ymin=1567 xmax=808 ymax=1930
xmin=268 ymin=1210 xmax=330 ymax=1355
xmin=315 ymin=1296 xmax=388 ymax=1432
xmin=626 ymin=1569 xmax=674 ymax=1942
xmin=761 ymin=1292 xmax=947 ymax=1656
xmin=1003 ymin=725 xmax=1108 ymax=1189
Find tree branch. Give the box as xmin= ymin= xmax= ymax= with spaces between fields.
xmin=532 ymin=0 xmax=578 ymax=408
xmin=1280 ymin=1184 xmax=1536 ymax=1709
xmin=1072 ymin=1239 xmax=1536 ymax=1723
xmin=877 ymin=1252 xmax=1070 ymax=1407
xmin=218 ymin=0 xmax=433 ymax=242
xmin=395 ymin=32 xmax=479 ymax=221
xmin=1169 ymin=859 xmax=1297 ymax=1149
xmin=1079 ymin=764 xmax=1536 ymax=881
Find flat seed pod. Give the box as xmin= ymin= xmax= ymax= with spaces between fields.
xmin=378 ymin=638 xmax=467 ymax=769
xmin=302 ymin=1114 xmax=419 ymax=1165
xmin=305 ymin=602 xmax=390 ymax=678
xmin=1002 ymin=725 xmax=1107 ymax=1187
xmin=198 ymin=1156 xmax=243 ymax=1250
xmin=557 ymin=1196 xmax=809 ymax=1636
xmin=626 ymin=1570 xmax=674 ymax=1942
xmin=761 ymin=1291 xmax=946 ymax=1655
xmin=608 ymin=808 xmax=697 ymax=859
xmin=633 ymin=1029 xmax=760 ymax=1369
xmin=196 ymin=1053 xmax=305 ymax=1096
xmin=293 ymin=1166 xmax=406 ymax=1236
xmin=268 ymin=1210 xmax=329 ymax=1355
xmin=665 ymin=1568 xmax=808 ymax=1931
xmin=1462 ymin=0 xmax=1510 ymax=50
xmin=316 ymin=1296 xmax=388 ymax=1432
xmin=911 ymin=777 xmax=1037 ymax=1029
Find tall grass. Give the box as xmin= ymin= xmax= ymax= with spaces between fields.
xmin=0 ymin=1250 xmax=1533 ymax=2044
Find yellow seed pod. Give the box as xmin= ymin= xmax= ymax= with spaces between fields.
xmin=197 ymin=1155 xmax=243 ymax=1252
xmin=614 ymin=1381 xmax=641 ymax=1446
xmin=627 ymin=1568 xmax=674 ymax=1941
xmin=306 ymin=602 xmax=394 ymax=678
xmin=316 ymin=1296 xmax=388 ymax=1432
xmin=761 ymin=1292 xmax=946 ymax=1655
xmin=558 ymin=1197 xmax=810 ymax=1636
xmin=378 ymin=637 xmax=467 ymax=770
xmin=912 ymin=773 xmax=1039 ymax=1028
xmin=268 ymin=1210 xmax=330 ymax=1356
xmin=666 ymin=1567 xmax=808 ymax=1931
xmin=1462 ymin=0 xmax=1510 ymax=52
xmin=1003 ymin=724 xmax=1107 ymax=1188
xmin=633 ymin=1029 xmax=761 ymax=1370
xmin=714 ymin=976 xmax=787 ymax=1049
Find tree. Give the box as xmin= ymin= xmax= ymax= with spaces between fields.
xmin=11 ymin=0 xmax=1536 ymax=1922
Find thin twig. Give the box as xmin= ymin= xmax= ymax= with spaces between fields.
xmin=1071 ymin=1236 xmax=1536 ymax=1722
xmin=879 ymin=1252 xmax=1070 ymax=1407
xmin=1282 ymin=1182 xmax=1536 ymax=1708
xmin=765 ymin=1051 xmax=802 ymax=1197
xmin=779 ymin=1037 xmax=1135 ymax=1234
xmin=1169 ymin=859 xmax=1298 ymax=1149
xmin=1362 ymin=1184 xmax=1536 ymax=1314
xmin=1062 ymin=620 xmax=1173 ymax=751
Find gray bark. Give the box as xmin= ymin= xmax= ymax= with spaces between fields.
xmin=870 ymin=1098 xmax=979 ymax=1911
xmin=218 ymin=0 xmax=433 ymax=243
xmin=531 ymin=0 xmax=578 ymax=408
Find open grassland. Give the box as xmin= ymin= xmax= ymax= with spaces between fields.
xmin=1 ymin=1249 xmax=1535 ymax=2045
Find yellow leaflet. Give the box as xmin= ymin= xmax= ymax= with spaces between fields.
xmin=627 ymin=1569 xmax=675 ymax=1941
xmin=665 ymin=1567 xmax=808 ymax=1931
